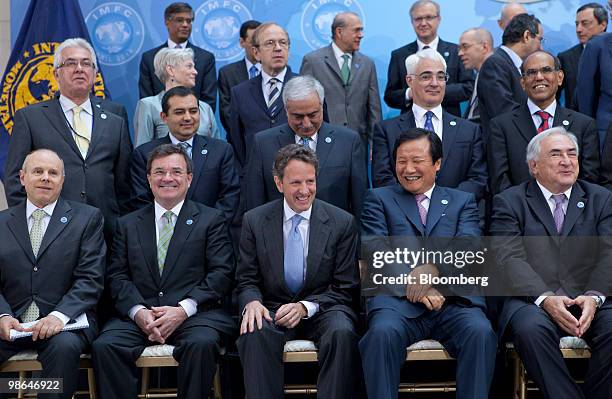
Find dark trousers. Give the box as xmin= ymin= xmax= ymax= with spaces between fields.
xmin=509 ymin=304 xmax=612 ymax=399
xmin=236 ymin=309 xmax=360 ymax=399
xmin=92 ymin=318 xmax=221 ymax=399
xmin=360 ymin=303 xmax=496 ymax=399
xmin=0 ymin=331 xmax=88 ymax=399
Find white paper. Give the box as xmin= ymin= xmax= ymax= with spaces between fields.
xmin=10 ymin=313 xmax=89 ymax=340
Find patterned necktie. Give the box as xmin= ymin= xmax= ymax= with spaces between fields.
xmin=178 ymin=141 xmax=191 ymax=158
xmin=157 ymin=211 xmax=175 ymax=274
xmin=467 ymin=74 xmax=479 ymax=120
xmin=23 ymin=209 xmax=46 ymax=322
xmin=284 ymin=214 xmax=305 ymax=294
xmin=552 ymin=194 xmax=566 ymax=234
xmin=72 ymin=106 xmax=91 ymax=158
xmin=267 ymin=78 xmax=280 ymax=112
xmin=424 ymin=111 xmax=435 ymax=134
xmin=300 ymin=137 xmax=311 ymax=150
xmin=536 ymin=111 xmax=551 ymax=133
xmin=415 ymin=193 xmax=428 ymax=226
xmin=341 ymin=54 xmax=351 ymax=85
xmin=249 ymin=65 xmax=259 ymax=79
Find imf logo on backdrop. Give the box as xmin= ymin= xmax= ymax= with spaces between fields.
xmin=192 ymin=0 xmax=253 ymax=61
xmin=301 ymin=0 xmax=365 ymax=50
xmin=85 ymin=2 xmax=145 ymax=66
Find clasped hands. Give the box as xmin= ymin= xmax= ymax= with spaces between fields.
xmin=240 ymin=301 xmax=307 ymax=334
xmin=406 ymin=263 xmax=445 ymax=311
xmin=0 ymin=314 xmax=64 ymax=342
xmin=541 ymin=295 xmax=597 ymax=337
xmin=135 ymin=306 xmax=187 ymax=344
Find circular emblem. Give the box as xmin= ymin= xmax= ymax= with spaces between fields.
xmin=562 ymin=120 xmax=570 ymax=126
xmin=450 ymin=121 xmax=457 ymax=126
xmin=86 ymin=2 xmax=145 ymax=66
xmin=186 ymin=219 xmax=194 ymax=225
xmin=441 ymin=199 xmax=449 ymax=205
xmin=301 ymin=0 xmax=366 ymax=50
xmin=577 ymin=202 xmax=585 ymax=208
xmin=101 ymin=113 xmax=107 ymax=119
xmin=202 ymin=149 xmax=208 ymax=155
xmin=325 ymin=137 xmax=332 ymax=143
xmin=60 ymin=217 xmax=68 ymax=223
xmin=192 ymin=0 xmax=252 ymax=61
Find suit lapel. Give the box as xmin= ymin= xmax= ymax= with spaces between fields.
xmin=301 ymin=201 xmax=330 ymax=295
xmin=85 ymin=102 xmax=109 ymax=159
xmin=276 ymin=126 xmax=296 ymax=148
xmin=514 ymin=105 xmax=537 ymax=144
xmin=552 ymin=106 xmax=573 ymax=131
xmin=248 ymin=75 xmax=269 ymax=114
xmin=315 ymin=123 xmax=334 ymax=170
xmin=189 ymin=135 xmax=208 ymax=199
xmin=36 ymin=198 xmax=72 ymax=260
xmin=560 ymin=184 xmax=586 ymax=240
xmin=525 ymin=181 xmax=559 ymax=238
xmin=349 ymin=51 xmax=363 ymax=85
xmin=440 ymin=112 xmax=458 ymax=171
xmin=426 ymin=187 xmax=449 ymax=235
xmin=323 ymin=45 xmax=344 ymax=82
xmin=161 ymin=201 xmax=197 ymax=285
xmin=497 ymin=48 xmax=521 ymax=78
xmin=42 ymin=99 xmax=83 ymax=159
xmin=136 ymin=206 xmax=161 ymax=285
xmin=6 ymin=202 xmax=36 ymax=264
xmin=262 ymin=201 xmax=292 ymax=297
xmin=393 ymin=186 xmax=424 ymax=235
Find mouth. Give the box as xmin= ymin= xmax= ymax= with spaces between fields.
xmin=403 ymin=176 xmax=421 ymax=182
xmin=532 ymin=84 xmax=548 ymax=91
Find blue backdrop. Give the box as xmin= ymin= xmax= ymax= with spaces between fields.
xmin=9 ymin=0 xmax=595 ymax=135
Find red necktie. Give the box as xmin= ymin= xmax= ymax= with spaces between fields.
xmin=536 ymin=111 xmax=551 ymax=133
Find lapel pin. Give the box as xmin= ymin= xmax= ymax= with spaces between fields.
xmin=60 ymin=216 xmax=68 ymax=223
xmin=441 ymin=213 xmax=446 ymax=217
xmin=202 ymin=149 xmax=208 ymax=155
xmin=96 ymin=104 xmax=101 ymax=108
xmin=325 ymin=137 xmax=332 ymax=143
xmin=444 ymin=51 xmax=449 ymax=57
xmin=100 ymin=113 xmax=107 ymax=120
xmin=186 ymin=219 xmax=193 ymax=225
xmin=441 ymin=199 xmax=448 ymax=205
xmin=577 ymin=201 xmax=585 ymax=208
xmin=355 ymin=63 xmax=361 ymax=69
xmin=449 ymin=121 xmax=456 ymax=126
xmin=562 ymin=120 xmax=569 ymax=126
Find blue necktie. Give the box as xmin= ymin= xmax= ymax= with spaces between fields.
xmin=300 ymin=137 xmax=311 ymax=150
xmin=177 ymin=141 xmax=192 ymax=158
xmin=424 ymin=111 xmax=435 ymax=134
xmin=249 ymin=65 xmax=259 ymax=79
xmin=284 ymin=214 xmax=305 ymax=294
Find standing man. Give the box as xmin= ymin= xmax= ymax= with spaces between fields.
xmin=557 ymin=3 xmax=608 ymax=111
xmin=93 ymin=144 xmax=235 ymax=399
xmin=491 ymin=128 xmax=612 ymax=399
xmin=478 ymin=13 xmax=543 ymax=135
xmin=218 ymin=20 xmax=262 ymax=133
xmin=139 ymin=2 xmax=217 ymax=111
xmin=489 ymin=51 xmax=600 ymax=194
xmin=384 ymin=0 xmax=474 ymax=117
xmin=373 ymin=49 xmax=487 ymax=202
xmin=237 ymin=144 xmax=361 ymax=399
xmin=458 ymin=28 xmax=494 ymax=124
xmin=497 ymin=2 xmax=527 ymax=31
xmin=300 ymin=12 xmax=381 ymax=166
xmin=5 ymin=38 xmax=132 ymax=240
xmin=0 ymin=149 xmax=105 ymax=399
xmin=245 ymin=76 xmax=367 ymax=218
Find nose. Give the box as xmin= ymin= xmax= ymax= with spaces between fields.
xmin=40 ymin=171 xmax=50 ymax=181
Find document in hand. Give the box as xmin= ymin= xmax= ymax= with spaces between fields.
xmin=9 ymin=313 xmax=89 ymax=340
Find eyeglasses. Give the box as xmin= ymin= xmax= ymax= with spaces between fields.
xmin=522 ymin=66 xmax=558 ymax=78
xmin=257 ymin=39 xmax=290 ymax=50
xmin=151 ymin=169 xmax=189 ymax=178
xmin=170 ymin=16 xmax=193 ymax=24
xmin=412 ymin=15 xmax=439 ymax=24
xmin=458 ymin=42 xmax=481 ymax=51
xmin=58 ymin=58 xmax=95 ymax=70
xmin=531 ymin=34 xmax=546 ymax=45
xmin=411 ymin=72 xmax=449 ymax=83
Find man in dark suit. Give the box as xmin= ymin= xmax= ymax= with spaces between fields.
xmin=0 ymin=149 xmax=105 ymax=399
xmin=218 ymin=20 xmax=261 ymax=133
xmin=237 ymin=144 xmax=360 ymax=399
xmin=478 ymin=14 xmax=543 ymax=135
xmin=92 ymin=144 xmax=235 ymax=399
xmin=557 ymin=3 xmax=608 ymax=111
xmin=373 ymin=49 xmax=487 ymax=201
xmin=384 ymin=0 xmax=474 ymax=117
xmin=360 ymin=129 xmax=496 ymax=399
xmin=130 ymin=86 xmax=239 ymax=224
xmin=491 ymin=128 xmax=612 ymax=399
xmin=245 ymin=75 xmax=367 ymax=218
xmin=489 ymin=51 xmax=600 ymax=194
xmin=138 ymin=2 xmax=216 ymax=111
xmin=5 ymin=38 xmax=132 ymax=240
xmin=458 ymin=28 xmax=493 ymax=124
xmin=300 ymin=12 xmax=381 ymax=164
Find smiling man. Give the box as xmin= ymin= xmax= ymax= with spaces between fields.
xmin=237 ymin=144 xmax=360 ymax=399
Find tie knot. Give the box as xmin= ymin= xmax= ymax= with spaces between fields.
xmin=552 ymin=194 xmax=566 ymax=206
xmin=342 ymin=53 xmax=350 ymax=61
xmin=290 ymin=214 xmax=303 ymax=230
xmin=177 ymin=141 xmax=190 ymax=150
xmin=536 ymin=110 xmax=551 ymax=121
xmin=31 ymin=209 xmax=46 ymax=221
xmin=269 ymin=77 xmax=279 ymax=86
xmin=415 ymin=193 xmax=427 ymax=204
xmin=73 ymin=105 xmax=82 ymax=115
xmin=300 ymin=137 xmax=311 ymax=148
xmin=163 ymin=211 xmax=174 ymax=224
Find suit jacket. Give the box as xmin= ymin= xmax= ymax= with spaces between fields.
xmin=361 ymin=184 xmax=486 ymax=318
xmin=372 ymin=110 xmax=487 ymax=201
xmin=477 ymin=47 xmax=527 ymax=135
xmin=5 ymin=98 xmax=133 ymax=238
xmin=237 ymin=199 xmax=359 ymax=319
xmin=107 ymin=200 xmax=235 ymax=335
xmin=557 ymin=44 xmax=582 ymax=111
xmin=0 ymin=199 xmax=105 ymax=342
xmin=490 ymin=180 xmax=612 ymax=333
xmin=300 ymin=44 xmax=382 ymax=143
xmin=600 ymin=122 xmax=612 ymax=189
xmin=218 ymin=58 xmax=249 ymax=133
xmin=489 ymin=103 xmax=600 ymax=194
xmin=577 ymin=32 xmax=612 ymax=137
xmin=138 ymin=42 xmax=217 ymax=112
xmin=244 ymin=122 xmax=367 ymax=218
xmin=383 ymin=39 xmax=474 ymax=117
xmin=55 ymin=93 xmax=128 ymax=124
xmin=130 ymin=134 xmax=240 ymax=223
xmin=228 ymin=67 xmax=299 ymax=171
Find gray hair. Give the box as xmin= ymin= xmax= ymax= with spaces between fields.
xmin=22 ymin=149 xmax=65 ymax=176
xmin=526 ymin=127 xmax=580 ymax=171
xmin=461 ymin=27 xmax=494 ymax=48
xmin=409 ymin=0 xmax=440 ymax=18
xmin=153 ymin=47 xmax=195 ymax=84
xmin=282 ymin=75 xmax=325 ymax=106
xmin=331 ymin=12 xmax=360 ymax=39
xmin=405 ymin=48 xmax=447 ymax=75
xmin=53 ymin=38 xmax=98 ymax=70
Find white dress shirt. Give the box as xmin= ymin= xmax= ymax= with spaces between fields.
xmin=412 ymin=103 xmax=444 ymax=140
xmin=331 ymin=41 xmax=351 ymax=70
xmin=294 ymin=133 xmax=318 ymax=152
xmin=59 ymin=95 xmax=93 ymax=144
xmin=415 ymin=185 xmax=435 ymax=212
xmin=167 ymin=39 xmax=187 ymax=49
xmin=261 ymin=67 xmax=288 ymax=99
xmin=527 ymin=99 xmax=557 ymax=130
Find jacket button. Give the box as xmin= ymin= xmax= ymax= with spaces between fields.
xmin=271 ymin=119 xmax=275 ymax=124
xmin=33 ymin=267 xmax=38 ymax=272
xmin=158 ymin=292 xmax=163 ymax=297
xmin=80 ymin=191 xmax=86 ymax=198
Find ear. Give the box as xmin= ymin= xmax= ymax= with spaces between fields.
xmin=19 ymin=170 xmax=26 ymax=187
xmin=274 ymin=175 xmax=283 ymax=194
xmin=160 ymin=111 xmax=168 ymax=124
xmin=556 ymin=70 xmax=564 ymax=87
xmin=522 ymin=30 xmax=531 ymax=43
xmin=520 ymin=75 xmax=527 ymax=91
xmin=405 ymin=74 xmax=413 ymax=89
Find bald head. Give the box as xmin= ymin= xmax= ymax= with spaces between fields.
xmin=459 ymin=28 xmax=494 ymax=70
xmin=498 ymin=2 xmax=527 ymax=30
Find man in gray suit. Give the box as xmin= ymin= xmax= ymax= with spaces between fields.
xmin=300 ymin=12 xmax=381 ymax=166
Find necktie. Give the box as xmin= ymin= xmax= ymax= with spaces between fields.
xmin=175 ymin=44 xmax=182 ymax=49
xmin=267 ymin=78 xmax=280 ymax=112
xmin=23 ymin=209 xmax=46 ymax=322
xmin=178 ymin=141 xmax=192 ymax=158
xmin=422 ymin=45 xmax=430 ymax=50
xmin=157 ymin=211 xmax=175 ymax=274
xmin=341 ymin=54 xmax=351 ymax=85
xmin=552 ymin=194 xmax=566 ymax=234
xmin=284 ymin=214 xmax=305 ymax=294
xmin=536 ymin=111 xmax=551 ymax=133
xmin=415 ymin=193 xmax=428 ymax=226
xmin=249 ymin=65 xmax=259 ymax=79
xmin=72 ymin=106 xmax=91 ymax=158
xmin=424 ymin=111 xmax=435 ymax=134
xmin=300 ymin=137 xmax=311 ymax=150
xmin=467 ymin=74 xmax=479 ymax=120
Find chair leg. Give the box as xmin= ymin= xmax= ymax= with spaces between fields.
xmin=518 ymin=360 xmax=527 ymax=399
xmin=213 ymin=364 xmax=222 ymax=399
xmin=140 ymin=367 xmax=150 ymax=397
xmin=87 ymin=368 xmax=97 ymax=399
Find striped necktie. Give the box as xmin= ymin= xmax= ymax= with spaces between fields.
xmin=157 ymin=211 xmax=175 ymax=274
xmin=72 ymin=106 xmax=91 ymax=158
xmin=267 ymin=78 xmax=281 ymax=114
xmin=23 ymin=209 xmax=46 ymax=322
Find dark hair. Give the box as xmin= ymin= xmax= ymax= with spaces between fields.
xmin=161 ymin=86 xmax=197 ymax=114
xmin=577 ymin=3 xmax=608 ymax=27
xmin=502 ymin=14 xmax=541 ymax=46
xmin=164 ymin=2 xmax=193 ymax=20
xmin=393 ymin=128 xmax=443 ymax=164
xmin=146 ymin=144 xmax=193 ymax=175
xmin=240 ymin=20 xmax=262 ymax=39
xmin=330 ymin=12 xmax=359 ymax=39
xmin=520 ymin=50 xmax=562 ymax=75
xmin=272 ymin=144 xmax=319 ymax=180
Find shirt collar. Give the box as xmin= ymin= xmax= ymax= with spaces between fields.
xmin=283 ymin=198 xmax=312 ymax=223
xmin=154 ymin=200 xmax=185 ymax=221
xmin=59 ymin=95 xmax=92 ymax=115
xmin=536 ymin=181 xmax=572 ymax=201
xmin=417 ymin=36 xmax=439 ymax=51
xmin=412 ymin=103 xmax=443 ymax=122
xmin=500 ymin=45 xmax=523 ymax=70
xmin=168 ymin=39 xmax=188 ymax=49
xmin=168 ymin=132 xmax=195 ymax=147
xmin=261 ymin=67 xmax=287 ymax=85
xmin=295 ymin=132 xmax=318 ymax=144
xmin=420 ymin=184 xmax=436 ymax=200
xmin=245 ymin=58 xmax=260 ymax=72
xmin=26 ymin=199 xmax=57 ymax=220
xmin=527 ymin=98 xmax=557 ymax=118
xmin=331 ymin=41 xmax=351 ymax=58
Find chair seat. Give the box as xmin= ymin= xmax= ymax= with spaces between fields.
xmin=141 ymin=344 xmax=175 ymax=357
xmin=284 ymin=340 xmax=317 ymax=352
xmin=6 ymin=351 xmax=91 ymax=362
xmin=407 ymin=339 xmax=445 ymax=351
xmin=506 ymin=336 xmax=590 ymax=350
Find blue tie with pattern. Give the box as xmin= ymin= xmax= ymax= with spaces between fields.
xmin=284 ymin=214 xmax=305 ymax=294
xmin=249 ymin=65 xmax=259 ymax=79
xmin=424 ymin=111 xmax=435 ymax=134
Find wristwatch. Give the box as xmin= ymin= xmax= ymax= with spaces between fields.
xmin=593 ymin=296 xmax=604 ymax=308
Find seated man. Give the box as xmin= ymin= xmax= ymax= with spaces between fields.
xmin=237 ymin=144 xmax=360 ymax=399
xmin=491 ymin=127 xmax=612 ymax=399
xmin=361 ymin=128 xmax=496 ymax=399
xmin=0 ymin=149 xmax=105 ymax=399
xmin=93 ymin=144 xmax=235 ymax=399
